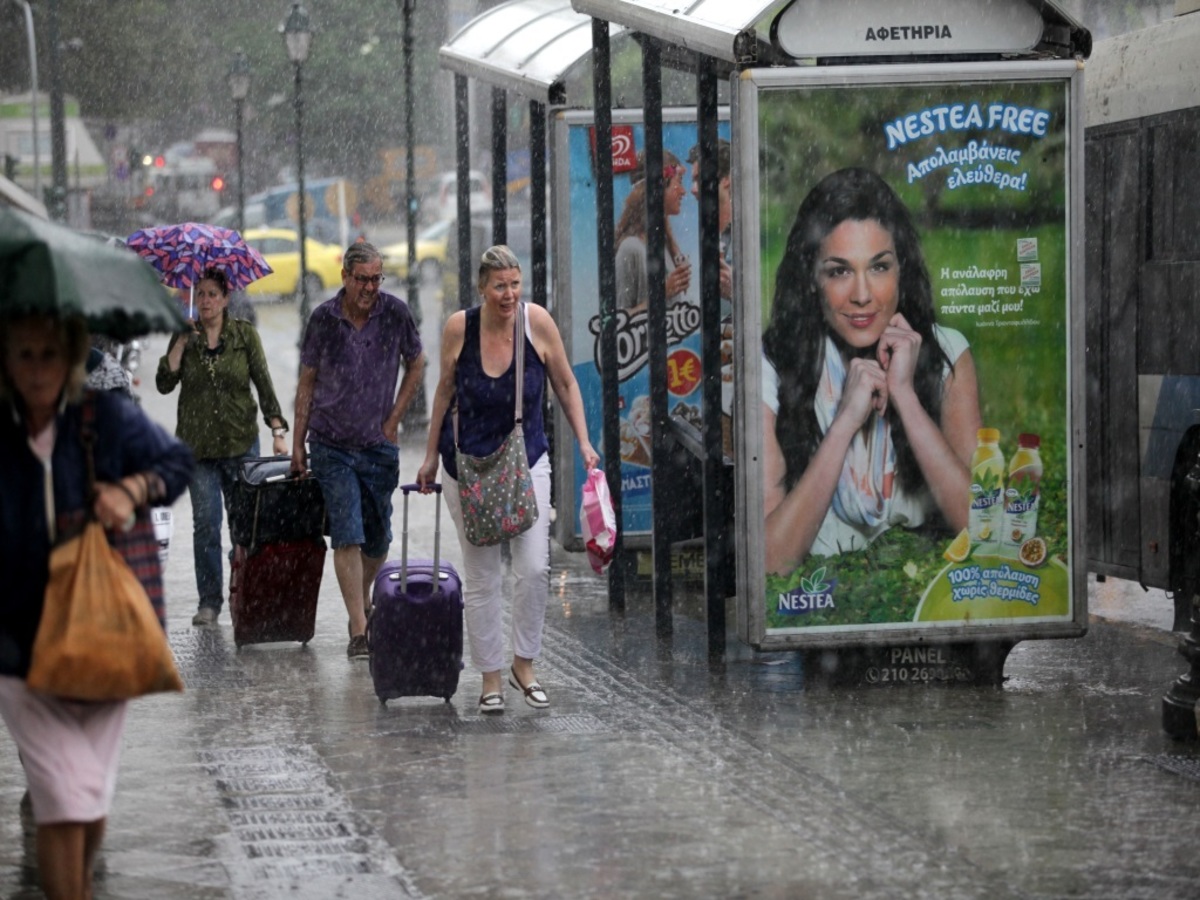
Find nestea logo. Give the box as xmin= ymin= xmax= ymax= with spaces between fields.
xmin=777 ymin=566 xmax=837 ymax=615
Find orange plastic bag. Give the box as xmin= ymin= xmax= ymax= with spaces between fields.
xmin=27 ymin=522 xmax=184 ymax=701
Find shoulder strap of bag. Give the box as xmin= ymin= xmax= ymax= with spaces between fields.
xmin=80 ymin=392 xmax=98 ymax=512
xmin=513 ymin=302 xmax=525 ymax=427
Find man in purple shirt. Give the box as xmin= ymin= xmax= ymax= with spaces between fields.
xmin=291 ymin=241 xmax=426 ymax=658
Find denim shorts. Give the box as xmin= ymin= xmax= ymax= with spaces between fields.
xmin=309 ymin=440 xmax=399 ymax=558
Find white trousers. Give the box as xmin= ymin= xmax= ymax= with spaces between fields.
xmin=443 ymin=453 xmax=552 ymax=673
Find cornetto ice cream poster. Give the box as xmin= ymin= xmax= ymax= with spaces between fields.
xmin=752 ymin=76 xmax=1073 ymax=635
xmin=565 ymin=115 xmax=732 ymax=539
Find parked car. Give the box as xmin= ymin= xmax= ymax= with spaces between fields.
xmin=380 ymin=219 xmax=451 ymax=283
xmin=442 ymin=217 xmax=550 ymax=318
xmin=214 ymin=204 xmax=353 ymax=247
xmin=422 ymin=170 xmax=491 ymax=223
xmin=212 ymin=202 xmax=266 ymax=232
xmin=241 ymin=226 xmax=344 ymax=302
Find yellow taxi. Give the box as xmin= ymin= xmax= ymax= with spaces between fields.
xmin=242 ymin=226 xmax=345 ymax=301
xmin=380 ymin=219 xmax=451 ymax=283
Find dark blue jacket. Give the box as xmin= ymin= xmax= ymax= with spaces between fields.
xmin=0 ymin=389 xmax=193 ymax=678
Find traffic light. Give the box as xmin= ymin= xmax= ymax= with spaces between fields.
xmin=211 ymin=175 xmax=226 ymax=192
xmin=3 ymin=153 xmax=17 ymax=181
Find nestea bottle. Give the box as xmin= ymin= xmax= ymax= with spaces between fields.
xmin=1002 ymin=433 xmax=1043 ymax=558
xmin=968 ymin=428 xmax=1005 ymax=556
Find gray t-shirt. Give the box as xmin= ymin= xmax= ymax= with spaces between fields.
xmin=615 ymin=236 xmax=687 ymax=310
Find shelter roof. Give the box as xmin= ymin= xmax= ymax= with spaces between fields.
xmin=570 ymin=0 xmax=788 ymax=63
xmin=570 ymin=0 xmax=1090 ymax=64
xmin=439 ymin=0 xmax=626 ymax=105
xmin=0 ymin=175 xmax=48 ymax=219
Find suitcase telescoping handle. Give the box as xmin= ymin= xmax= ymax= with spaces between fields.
xmin=398 ymin=483 xmax=442 ymax=595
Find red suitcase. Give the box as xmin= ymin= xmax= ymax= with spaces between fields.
xmin=227 ymin=458 xmax=327 ymax=648
xmin=229 ymin=539 xmax=325 ymax=647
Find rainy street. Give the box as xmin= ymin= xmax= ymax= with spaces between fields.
xmin=1 ymin=292 xmax=1198 ymax=898
xmin=3 ymin=2 xmax=1200 ymax=897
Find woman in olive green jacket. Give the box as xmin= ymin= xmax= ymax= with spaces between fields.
xmin=157 ymin=267 xmax=289 ymax=626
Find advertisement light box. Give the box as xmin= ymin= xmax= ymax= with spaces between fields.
xmin=732 ymin=62 xmax=1087 ymax=649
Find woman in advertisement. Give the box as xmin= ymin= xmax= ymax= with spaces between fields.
xmin=761 ymin=167 xmax=982 ymax=574
xmin=614 ymin=150 xmax=692 ymax=312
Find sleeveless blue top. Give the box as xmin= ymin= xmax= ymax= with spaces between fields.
xmin=438 ymin=304 xmax=549 ymax=480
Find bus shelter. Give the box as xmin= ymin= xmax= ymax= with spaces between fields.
xmin=576 ymin=0 xmax=1092 ymax=681
xmin=439 ymin=3 xmax=637 ymax=609
xmin=444 ymin=1 xmax=761 ymax=644
xmin=438 ymin=1 xmax=627 ymax=312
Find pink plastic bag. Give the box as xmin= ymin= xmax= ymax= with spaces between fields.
xmin=580 ymin=468 xmax=617 ymax=575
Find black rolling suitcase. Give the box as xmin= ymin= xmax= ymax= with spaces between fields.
xmin=368 ymin=484 xmax=464 ymax=703
xmin=228 ymin=457 xmax=327 ymax=647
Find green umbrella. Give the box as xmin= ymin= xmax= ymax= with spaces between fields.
xmin=0 ymin=206 xmax=187 ymax=339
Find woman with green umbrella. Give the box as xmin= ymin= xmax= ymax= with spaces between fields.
xmin=0 ymin=310 xmax=193 ymax=899
xmin=0 ymin=209 xmax=194 ymax=896
xmin=156 ymin=266 xmax=289 ymax=626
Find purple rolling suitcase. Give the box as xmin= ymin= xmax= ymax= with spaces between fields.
xmin=368 ymin=484 xmax=464 ymax=704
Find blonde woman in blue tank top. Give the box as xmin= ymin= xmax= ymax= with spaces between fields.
xmin=417 ymin=245 xmax=599 ymax=715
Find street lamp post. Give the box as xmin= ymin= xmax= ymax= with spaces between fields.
xmin=11 ymin=0 xmax=40 ymax=203
xmin=1163 ymin=457 xmax=1200 ymax=740
xmin=46 ymin=0 xmax=67 ymax=221
xmin=399 ymin=0 xmax=427 ymax=428
xmin=227 ymin=50 xmax=251 ymax=236
xmin=280 ymin=2 xmax=313 ymax=340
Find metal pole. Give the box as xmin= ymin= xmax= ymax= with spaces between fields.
xmin=642 ymin=36 xmax=672 ymax=639
xmin=491 ymin=87 xmax=507 ymax=247
xmin=529 ymin=99 xmax=547 ymax=309
xmin=591 ymin=18 xmax=624 ymax=614
xmin=1164 ymin=457 xmax=1200 ymax=740
xmin=697 ymin=62 xmax=726 ymax=658
xmin=455 ymin=74 xmax=472 ymax=311
xmin=401 ymin=0 xmax=428 ymax=428
xmin=294 ymin=60 xmax=310 ymax=339
xmin=13 ymin=1 xmax=40 ymax=203
xmin=235 ymin=97 xmax=246 ymax=234
xmin=403 ymin=0 xmax=418 ymax=308
xmin=46 ymin=0 xmax=67 ymax=221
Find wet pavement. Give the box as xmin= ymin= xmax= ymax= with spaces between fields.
xmin=3 ymin=297 xmax=1200 ymax=898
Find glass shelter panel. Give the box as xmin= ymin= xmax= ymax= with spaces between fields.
xmin=553 ymin=109 xmax=731 ymax=545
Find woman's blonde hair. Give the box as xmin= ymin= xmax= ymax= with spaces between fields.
xmin=0 ymin=313 xmax=91 ymax=405
xmin=477 ymin=244 xmax=522 ymax=292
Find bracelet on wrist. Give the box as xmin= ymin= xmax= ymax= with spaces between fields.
xmin=271 ymin=427 xmax=288 ymax=438
xmin=113 ymin=480 xmax=139 ymax=509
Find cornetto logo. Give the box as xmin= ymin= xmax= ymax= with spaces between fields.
xmin=588 ymin=303 xmax=702 ymax=383
xmin=865 ymin=24 xmax=952 ymax=42
xmin=590 ymin=307 xmax=700 ymax=384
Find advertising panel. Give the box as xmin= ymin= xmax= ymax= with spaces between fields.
xmin=553 ymin=109 xmax=731 ymax=547
xmin=734 ymin=63 xmax=1086 ymax=648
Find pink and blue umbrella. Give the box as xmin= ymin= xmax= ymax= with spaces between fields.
xmin=126 ymin=222 xmax=272 ymax=292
